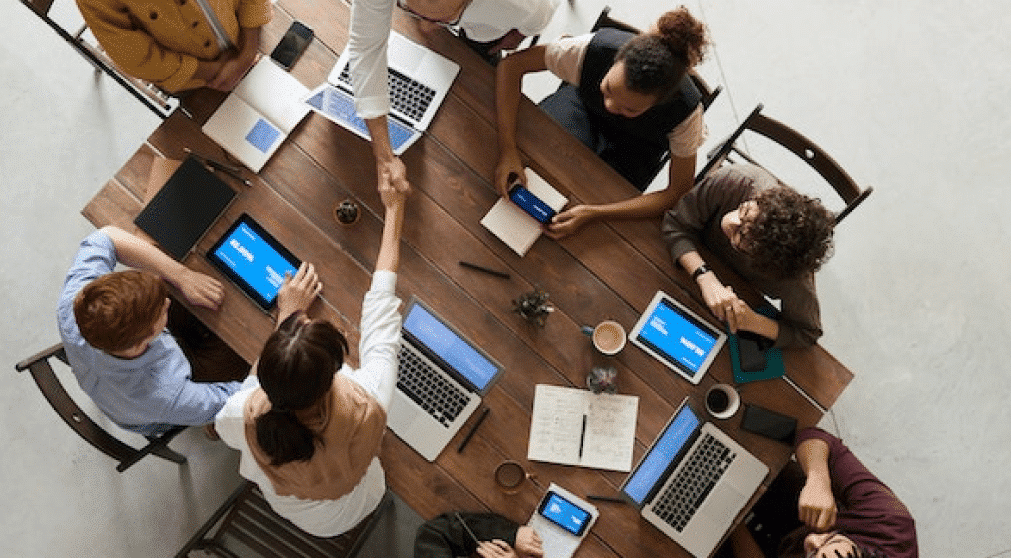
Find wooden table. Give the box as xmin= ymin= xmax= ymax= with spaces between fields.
xmin=82 ymin=2 xmax=852 ymax=556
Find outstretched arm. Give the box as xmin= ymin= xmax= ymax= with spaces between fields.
xmin=495 ymin=45 xmax=549 ymax=198
xmin=375 ymin=177 xmax=408 ymax=272
xmin=101 ymin=226 xmax=223 ymax=309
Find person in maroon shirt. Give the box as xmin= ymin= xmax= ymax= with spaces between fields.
xmin=724 ymin=428 xmax=918 ymax=558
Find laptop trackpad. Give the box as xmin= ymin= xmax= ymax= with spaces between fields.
xmin=703 ymin=482 xmax=746 ymax=521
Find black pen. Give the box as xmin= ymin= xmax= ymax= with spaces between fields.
xmin=455 ymin=512 xmax=481 ymax=545
xmin=578 ymin=414 xmax=587 ymax=459
xmin=457 ymin=407 xmax=490 ymax=452
xmin=586 ymin=494 xmax=626 ymax=504
xmin=459 ymin=260 xmax=511 ymax=279
xmin=184 ymin=148 xmax=251 ymax=187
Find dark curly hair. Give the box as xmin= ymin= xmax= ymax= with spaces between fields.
xmin=615 ymin=7 xmax=709 ymax=102
xmin=738 ymin=187 xmax=835 ymax=279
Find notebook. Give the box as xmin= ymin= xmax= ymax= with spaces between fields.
xmin=303 ymin=31 xmax=460 ymax=155
xmin=527 ymin=484 xmax=599 ymax=558
xmin=480 ymin=168 xmax=567 ymax=256
xmin=203 ymin=57 xmax=311 ymax=172
xmin=387 ymin=299 xmax=504 ymax=461
xmin=133 ymin=156 xmax=236 ymax=260
xmin=620 ymin=398 xmax=768 ymax=558
xmin=629 ymin=291 xmax=727 ymax=385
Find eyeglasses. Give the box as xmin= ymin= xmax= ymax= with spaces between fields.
xmin=396 ymin=0 xmax=470 ymax=26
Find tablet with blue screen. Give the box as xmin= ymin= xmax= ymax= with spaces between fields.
xmin=206 ymin=214 xmax=301 ymax=311
xmin=629 ymin=291 xmax=727 ymax=384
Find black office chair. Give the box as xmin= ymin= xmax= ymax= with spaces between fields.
xmin=696 ymin=104 xmax=873 ymax=225
xmin=19 ymin=0 xmax=177 ymax=117
xmin=14 ymin=343 xmax=188 ymax=473
xmin=175 ymin=481 xmax=392 ymax=558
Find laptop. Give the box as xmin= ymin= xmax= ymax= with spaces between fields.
xmin=304 ymin=31 xmax=460 ymax=155
xmin=620 ymin=397 xmax=768 ymax=558
xmin=388 ymin=299 xmax=503 ymax=461
xmin=629 ymin=291 xmax=727 ymax=385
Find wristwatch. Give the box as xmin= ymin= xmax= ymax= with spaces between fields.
xmin=691 ymin=264 xmax=711 ymax=281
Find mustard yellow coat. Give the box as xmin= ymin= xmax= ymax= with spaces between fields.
xmin=77 ymin=0 xmax=272 ymax=92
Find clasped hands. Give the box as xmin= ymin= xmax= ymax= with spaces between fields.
xmin=697 ymin=274 xmax=761 ymax=334
xmin=475 ymin=526 xmax=543 ymax=558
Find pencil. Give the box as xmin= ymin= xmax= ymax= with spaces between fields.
xmin=459 ymin=260 xmax=511 ymax=279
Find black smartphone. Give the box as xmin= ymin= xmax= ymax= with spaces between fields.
xmin=740 ymin=404 xmax=797 ymax=444
xmin=537 ymin=490 xmax=592 ymax=536
xmin=737 ymin=330 xmax=771 ymax=372
xmin=508 ymin=183 xmax=557 ymax=224
xmin=270 ymin=21 xmax=313 ymax=70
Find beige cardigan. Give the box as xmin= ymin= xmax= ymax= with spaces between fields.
xmin=77 ymin=0 xmax=272 ymax=92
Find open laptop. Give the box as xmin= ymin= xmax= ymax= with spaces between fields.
xmin=620 ymin=397 xmax=768 ymax=558
xmin=304 ymin=31 xmax=460 ymax=155
xmin=388 ymin=299 xmax=503 ymax=461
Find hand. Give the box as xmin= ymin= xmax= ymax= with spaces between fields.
xmin=476 ymin=540 xmax=518 ymax=558
xmin=488 ymin=29 xmax=526 ymax=55
xmin=377 ymin=156 xmax=411 ymax=196
xmin=513 ymin=526 xmax=544 ymax=558
xmin=545 ymin=204 xmax=595 ymax=239
xmin=207 ymin=51 xmax=258 ymax=91
xmin=495 ymin=149 xmax=525 ymax=198
xmin=175 ymin=268 xmax=224 ymax=310
xmin=276 ymin=262 xmax=323 ymax=322
xmin=798 ymin=475 xmax=837 ymax=531
xmin=698 ymin=274 xmax=739 ymax=324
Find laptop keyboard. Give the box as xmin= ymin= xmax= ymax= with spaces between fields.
xmin=337 ymin=65 xmax=436 ymax=124
xmin=652 ymin=432 xmax=736 ymax=532
xmin=397 ymin=346 xmax=470 ymax=427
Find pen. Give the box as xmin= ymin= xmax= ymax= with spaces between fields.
xmin=578 ymin=414 xmax=587 ymax=459
xmin=184 ymin=148 xmax=252 ymax=187
xmin=586 ymin=494 xmax=626 ymax=504
xmin=457 ymin=407 xmax=490 ymax=453
xmin=455 ymin=512 xmax=481 ymax=545
xmin=459 ymin=260 xmax=511 ymax=279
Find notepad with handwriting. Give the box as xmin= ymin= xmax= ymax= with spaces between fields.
xmin=527 ymin=384 xmax=638 ymax=472
xmin=203 ymin=58 xmax=310 ymax=172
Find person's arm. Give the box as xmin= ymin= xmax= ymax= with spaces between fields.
xmin=495 ymin=45 xmax=549 ymax=197
xmin=275 ymin=262 xmax=323 ymax=325
xmin=795 ymin=436 xmax=837 ymax=532
xmin=101 ymin=226 xmax=223 ymax=309
xmin=158 ymin=377 xmax=242 ymax=427
xmin=727 ymin=523 xmax=766 ymax=558
xmin=206 ymin=26 xmax=263 ymax=91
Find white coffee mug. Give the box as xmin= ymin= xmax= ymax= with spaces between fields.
xmin=583 ymin=320 xmax=626 ymax=355
xmin=705 ymin=383 xmax=741 ymax=419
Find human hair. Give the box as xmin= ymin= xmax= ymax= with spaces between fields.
xmin=739 ymin=186 xmax=835 ymax=279
xmin=254 ymin=313 xmax=349 ymax=466
xmin=73 ymin=270 xmax=167 ymax=354
xmin=614 ymin=7 xmax=709 ymax=102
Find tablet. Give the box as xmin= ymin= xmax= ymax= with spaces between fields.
xmin=206 ymin=214 xmax=300 ymax=310
xmin=629 ymin=291 xmax=727 ymax=384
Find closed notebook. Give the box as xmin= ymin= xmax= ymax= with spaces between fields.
xmin=134 ymin=156 xmax=236 ymax=260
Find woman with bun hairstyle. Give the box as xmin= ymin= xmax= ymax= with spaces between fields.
xmin=215 ymin=182 xmax=408 ymax=537
xmin=496 ymin=7 xmax=710 ymax=239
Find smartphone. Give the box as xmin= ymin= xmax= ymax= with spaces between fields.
xmin=740 ymin=404 xmax=797 ymax=444
xmin=538 ymin=490 xmax=592 ymax=536
xmin=270 ymin=21 xmax=313 ymax=70
xmin=737 ymin=330 xmax=771 ymax=372
xmin=508 ymin=183 xmax=556 ymax=224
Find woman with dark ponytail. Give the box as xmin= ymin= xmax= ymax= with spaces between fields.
xmin=215 ymin=181 xmax=409 ymax=537
xmin=496 ymin=6 xmax=710 ymax=239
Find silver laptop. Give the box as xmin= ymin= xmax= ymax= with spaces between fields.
xmin=305 ymin=31 xmax=460 ymax=155
xmin=620 ymin=398 xmax=768 ymax=558
xmin=388 ymin=299 xmax=503 ymax=461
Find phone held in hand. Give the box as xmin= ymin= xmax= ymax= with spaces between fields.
xmin=270 ymin=21 xmax=314 ymax=71
xmin=509 ymin=183 xmax=557 ymax=224
xmin=537 ymin=489 xmax=592 ymax=536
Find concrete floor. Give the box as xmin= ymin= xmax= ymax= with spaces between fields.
xmin=2 ymin=0 xmax=1008 ymax=556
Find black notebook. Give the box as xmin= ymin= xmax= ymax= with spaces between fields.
xmin=134 ymin=157 xmax=237 ymax=260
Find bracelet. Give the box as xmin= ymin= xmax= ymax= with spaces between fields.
xmin=691 ymin=264 xmax=711 ymax=281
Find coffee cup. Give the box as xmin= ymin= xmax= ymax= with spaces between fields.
xmin=581 ymin=320 xmax=626 ymax=355
xmin=494 ymin=460 xmax=529 ymax=493
xmin=705 ymin=384 xmax=740 ymax=419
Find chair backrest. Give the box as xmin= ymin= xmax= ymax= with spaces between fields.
xmin=697 ymin=104 xmax=872 ymax=224
xmin=175 ymin=482 xmax=392 ymax=558
xmin=14 ymin=343 xmax=187 ymax=472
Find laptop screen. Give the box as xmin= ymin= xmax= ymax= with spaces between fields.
xmin=403 ymin=303 xmax=500 ymax=391
xmin=622 ymin=402 xmax=702 ymax=506
xmin=634 ymin=295 xmax=721 ymax=380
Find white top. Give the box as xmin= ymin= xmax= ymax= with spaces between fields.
xmin=216 ymin=271 xmax=402 ymax=537
xmin=544 ymin=34 xmax=707 ymax=158
xmin=348 ymin=0 xmax=559 ymax=118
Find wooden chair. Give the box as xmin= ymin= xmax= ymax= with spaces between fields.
xmin=19 ymin=0 xmax=177 ymax=118
xmin=696 ymin=104 xmax=873 ymax=225
xmin=175 ymin=481 xmax=391 ymax=558
xmin=14 ymin=343 xmax=188 ymax=473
